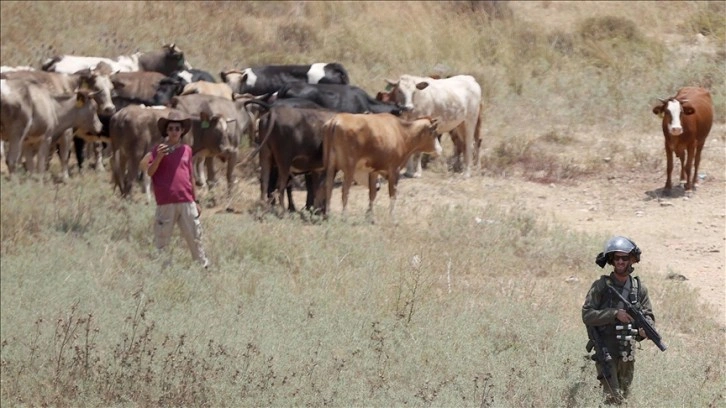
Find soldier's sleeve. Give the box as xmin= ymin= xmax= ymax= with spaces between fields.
xmin=582 ymin=278 xmax=618 ymax=326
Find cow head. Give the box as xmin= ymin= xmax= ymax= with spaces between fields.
xmin=73 ymin=90 xmax=104 ymax=134
xmin=152 ymin=77 xmax=185 ymax=106
xmin=220 ymin=69 xmax=249 ymax=94
xmin=653 ymin=97 xmax=695 ymax=136
xmin=163 ymin=43 xmax=191 ymax=70
xmin=196 ymin=110 xmax=237 ymax=155
xmin=384 ymin=76 xmax=429 ymax=113
xmin=78 ymin=68 xmax=116 ymax=116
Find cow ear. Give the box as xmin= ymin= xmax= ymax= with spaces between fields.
xmin=75 ymin=92 xmax=88 ymax=107
xmin=652 ymin=105 xmax=663 ymax=116
xmin=682 ymin=105 xmax=695 ymax=115
xmin=220 ymin=71 xmax=227 ymax=82
xmin=112 ymin=80 xmax=125 ymax=90
xmin=415 ymin=82 xmax=429 ymax=91
xmin=200 ymin=111 xmax=211 ymax=128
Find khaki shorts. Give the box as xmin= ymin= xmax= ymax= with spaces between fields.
xmin=154 ymin=202 xmax=209 ymax=267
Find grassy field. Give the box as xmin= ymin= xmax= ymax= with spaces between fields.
xmin=1 ymin=1 xmax=725 ymax=407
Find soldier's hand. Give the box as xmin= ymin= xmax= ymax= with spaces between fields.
xmin=616 ymin=309 xmax=634 ymax=323
xmin=639 ymin=328 xmax=648 ymax=339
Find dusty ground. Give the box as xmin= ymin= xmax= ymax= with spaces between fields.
xmin=238 ymin=125 xmax=725 ymax=329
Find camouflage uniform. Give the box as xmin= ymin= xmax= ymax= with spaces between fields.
xmin=582 ymin=269 xmax=655 ymax=405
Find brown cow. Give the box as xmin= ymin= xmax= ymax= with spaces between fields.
xmin=652 ymin=87 xmax=713 ymax=193
xmin=0 ymin=78 xmax=102 ymax=179
xmin=247 ymin=100 xmax=336 ymax=214
xmin=109 ymin=105 xmax=172 ymax=202
xmin=322 ymin=113 xmax=442 ymax=223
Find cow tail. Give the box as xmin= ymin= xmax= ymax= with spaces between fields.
xmin=322 ymin=118 xmax=337 ymax=174
xmin=242 ymin=109 xmax=275 ymax=163
xmin=473 ymin=104 xmax=483 ymax=167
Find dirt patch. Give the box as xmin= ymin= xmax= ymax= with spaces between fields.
xmin=243 ymin=126 xmax=725 ymax=328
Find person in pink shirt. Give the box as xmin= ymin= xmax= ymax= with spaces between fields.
xmin=141 ymin=110 xmax=209 ymax=269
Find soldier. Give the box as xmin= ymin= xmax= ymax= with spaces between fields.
xmin=582 ymin=236 xmax=656 ymax=405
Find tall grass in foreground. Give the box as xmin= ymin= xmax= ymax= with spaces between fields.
xmin=1 ymin=176 xmax=723 ymax=407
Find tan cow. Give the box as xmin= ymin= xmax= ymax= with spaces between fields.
xmin=170 ymin=93 xmax=254 ymax=196
xmin=0 ymin=78 xmax=102 ymax=179
xmin=180 ymin=81 xmax=234 ymax=100
xmin=322 ymin=113 xmax=442 ymax=223
xmin=2 ymin=68 xmax=117 ymax=178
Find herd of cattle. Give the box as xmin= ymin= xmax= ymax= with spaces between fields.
xmin=0 ymin=43 xmax=714 ymax=220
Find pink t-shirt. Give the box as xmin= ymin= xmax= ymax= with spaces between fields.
xmin=149 ymin=144 xmax=195 ymax=205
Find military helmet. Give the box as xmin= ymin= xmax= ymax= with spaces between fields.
xmin=595 ymin=236 xmax=641 ymax=268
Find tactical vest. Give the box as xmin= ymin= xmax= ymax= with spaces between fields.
xmin=599 ymin=274 xmax=642 ymax=361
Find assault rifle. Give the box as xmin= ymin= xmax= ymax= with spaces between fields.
xmin=607 ymin=284 xmax=667 ymax=351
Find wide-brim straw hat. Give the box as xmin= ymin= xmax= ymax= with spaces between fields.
xmin=157 ymin=109 xmax=192 ymax=138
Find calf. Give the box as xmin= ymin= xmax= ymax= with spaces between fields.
xmin=322 ymin=113 xmax=442 ymax=223
xmin=652 ymin=87 xmax=713 ymax=193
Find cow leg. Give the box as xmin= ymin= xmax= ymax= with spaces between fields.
xmin=110 ymin=149 xmax=122 ymax=194
xmin=367 ymin=172 xmax=379 ymax=224
xmin=205 ymin=156 xmax=216 ymax=188
xmin=304 ymin=173 xmax=315 ymax=211
xmin=664 ymin=144 xmax=674 ymax=191
xmin=73 ymin=137 xmax=85 ymax=172
xmin=683 ymin=145 xmax=696 ymax=192
xmin=458 ymin=121 xmax=474 ymax=178
xmin=404 ymin=153 xmax=423 ymax=178
xmin=276 ymin=166 xmax=292 ymax=215
xmin=225 ymin=152 xmax=237 ymax=199
xmin=193 ymin=153 xmax=207 ymax=187
xmin=676 ymin=150 xmax=686 ymax=188
xmin=285 ymin=176 xmax=296 ymax=212
xmin=387 ymin=173 xmax=399 ymax=224
xmin=56 ymin=129 xmax=73 ymax=181
xmin=693 ymin=142 xmax=706 ymax=189
xmin=119 ymin=153 xmax=131 ymax=197
xmin=260 ymin=149 xmax=273 ymax=204
xmin=35 ymin=135 xmax=52 ymax=181
xmin=94 ymin=142 xmax=106 ymax=172
xmin=341 ymin=171 xmax=354 ymax=217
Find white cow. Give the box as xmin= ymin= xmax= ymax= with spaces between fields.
xmin=0 ymin=66 xmax=35 ymax=74
xmin=384 ymin=74 xmax=482 ymax=178
xmin=42 ymin=43 xmax=192 ymax=76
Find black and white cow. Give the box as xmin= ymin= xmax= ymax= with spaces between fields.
xmin=274 ymin=82 xmax=402 ymax=116
xmin=221 ymin=63 xmax=350 ymax=96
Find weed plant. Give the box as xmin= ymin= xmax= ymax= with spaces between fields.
xmin=1 ymin=1 xmax=724 ymax=406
